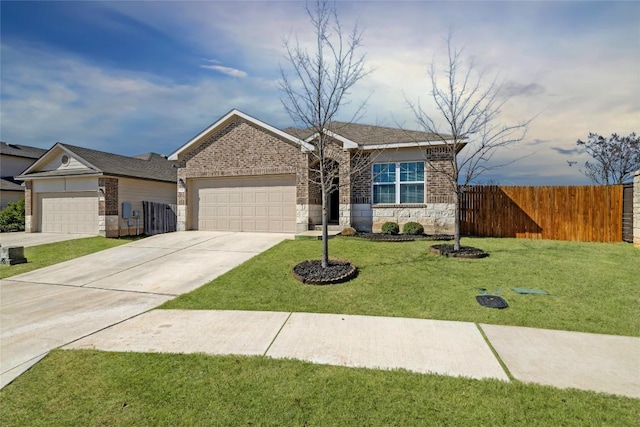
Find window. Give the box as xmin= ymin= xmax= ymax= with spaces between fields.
xmin=373 ymin=161 xmax=424 ymax=204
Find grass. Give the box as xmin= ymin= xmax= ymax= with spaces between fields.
xmin=163 ymin=237 xmax=640 ymax=337
xmin=1 ymin=350 xmax=638 ymax=426
xmin=1 ymin=237 xmax=638 ymax=424
xmin=0 ymin=236 xmax=141 ymax=279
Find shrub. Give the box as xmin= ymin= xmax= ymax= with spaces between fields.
xmin=402 ymin=222 xmax=424 ymax=235
xmin=0 ymin=198 xmax=26 ymax=232
xmin=381 ymin=221 xmax=399 ymax=235
xmin=341 ymin=227 xmax=357 ymax=236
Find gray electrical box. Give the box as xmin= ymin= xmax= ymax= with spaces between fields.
xmin=122 ymin=202 xmax=132 ymax=219
xmin=1 ymin=246 xmax=27 ymax=265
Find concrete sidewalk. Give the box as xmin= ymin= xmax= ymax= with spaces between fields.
xmin=0 ymin=232 xmax=96 ymax=247
xmin=65 ymin=309 xmax=640 ymax=399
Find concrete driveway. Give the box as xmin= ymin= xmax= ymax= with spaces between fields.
xmin=0 ymin=231 xmax=291 ymax=388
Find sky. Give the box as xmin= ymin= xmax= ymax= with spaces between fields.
xmin=1 ymin=0 xmax=638 ymax=185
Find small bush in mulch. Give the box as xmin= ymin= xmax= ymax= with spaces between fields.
xmin=381 ymin=222 xmax=400 ymax=235
xmin=430 ymin=244 xmax=488 ymax=258
xmin=402 ymin=222 xmax=424 ymax=235
xmin=292 ymin=260 xmax=358 ymax=285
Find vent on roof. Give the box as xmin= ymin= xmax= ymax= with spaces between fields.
xmin=61 ymin=154 xmax=70 ymax=166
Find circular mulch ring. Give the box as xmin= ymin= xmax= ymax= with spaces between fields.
xmin=292 ymin=260 xmax=358 ymax=285
xmin=430 ymin=244 xmax=489 ymax=259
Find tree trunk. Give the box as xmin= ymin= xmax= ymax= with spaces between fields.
xmin=453 ymin=186 xmax=461 ymax=251
xmin=321 ymin=185 xmax=329 ymax=268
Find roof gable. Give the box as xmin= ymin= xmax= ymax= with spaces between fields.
xmin=168 ymin=109 xmax=311 ymax=161
xmin=36 ymin=145 xmax=97 ymax=173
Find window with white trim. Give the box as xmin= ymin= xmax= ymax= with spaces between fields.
xmin=372 ymin=161 xmax=425 ymax=204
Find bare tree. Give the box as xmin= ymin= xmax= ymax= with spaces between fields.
xmin=408 ymin=30 xmax=531 ymax=251
xmin=280 ymin=0 xmax=370 ymax=268
xmin=574 ymin=132 xmax=639 ymax=184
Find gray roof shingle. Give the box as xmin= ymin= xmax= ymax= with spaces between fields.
xmin=0 ymin=142 xmax=47 ymax=159
xmin=63 ymin=144 xmax=177 ymax=182
xmin=283 ymin=122 xmax=453 ymax=146
xmin=20 ymin=144 xmax=177 ymax=183
xmin=0 ymin=178 xmax=24 ymax=191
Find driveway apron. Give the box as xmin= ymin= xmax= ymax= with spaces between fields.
xmin=0 ymin=231 xmax=290 ymax=388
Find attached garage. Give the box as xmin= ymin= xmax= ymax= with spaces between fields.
xmin=191 ymin=175 xmax=296 ymax=233
xmin=17 ymin=143 xmax=177 ymax=237
xmin=38 ymin=192 xmax=99 ymax=233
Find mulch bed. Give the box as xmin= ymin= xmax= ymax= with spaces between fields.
xmin=430 ymin=244 xmax=488 ymax=258
xmin=348 ymin=233 xmax=454 ymax=242
xmin=292 ymin=260 xmax=358 ymax=285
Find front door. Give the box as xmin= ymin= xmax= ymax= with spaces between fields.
xmin=329 ymin=178 xmax=339 ymax=224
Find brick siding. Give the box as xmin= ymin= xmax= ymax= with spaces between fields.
xmin=176 ymin=117 xmax=456 ymax=232
xmin=98 ymin=177 xmax=118 ymax=216
xmin=178 ymin=118 xmax=309 ymax=204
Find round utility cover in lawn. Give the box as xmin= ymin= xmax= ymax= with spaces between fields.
xmin=476 ymin=295 xmax=509 ymax=309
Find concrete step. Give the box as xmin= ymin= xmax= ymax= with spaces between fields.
xmin=312 ymin=224 xmax=344 ymax=232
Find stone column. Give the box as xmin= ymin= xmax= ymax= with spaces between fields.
xmin=177 ymin=174 xmax=187 ymax=231
xmin=24 ymin=181 xmax=33 ymax=232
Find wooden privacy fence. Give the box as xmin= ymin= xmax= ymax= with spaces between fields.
xmin=622 ymin=183 xmax=634 ymax=242
xmin=142 ymin=201 xmax=177 ymax=236
xmin=460 ymin=185 xmax=624 ymax=242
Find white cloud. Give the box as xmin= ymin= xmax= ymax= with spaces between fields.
xmin=200 ymin=64 xmax=248 ymax=78
xmin=2 ymin=1 xmax=638 ymax=184
xmin=0 ymin=42 xmax=280 ymax=155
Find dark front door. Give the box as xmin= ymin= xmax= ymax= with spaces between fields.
xmin=329 ymin=178 xmax=339 ymax=224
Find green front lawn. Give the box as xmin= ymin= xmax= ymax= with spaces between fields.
xmin=163 ymin=237 xmax=640 ymax=336
xmin=1 ymin=350 xmax=637 ymax=426
xmin=0 ymin=236 xmax=141 ymax=279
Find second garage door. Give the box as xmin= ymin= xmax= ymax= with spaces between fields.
xmin=39 ymin=192 xmax=99 ymax=233
xmin=192 ymin=175 xmax=296 ymax=233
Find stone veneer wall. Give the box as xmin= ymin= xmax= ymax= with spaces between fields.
xmin=372 ymin=203 xmax=455 ymax=234
xmin=634 ymin=170 xmax=640 ymax=248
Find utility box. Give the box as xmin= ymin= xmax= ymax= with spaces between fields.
xmin=122 ymin=202 xmax=132 ymax=219
xmin=0 ymin=246 xmax=27 ymax=265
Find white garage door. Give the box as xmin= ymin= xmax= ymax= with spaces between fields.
xmin=39 ymin=192 xmax=99 ymax=233
xmin=192 ymin=175 xmax=296 ymax=233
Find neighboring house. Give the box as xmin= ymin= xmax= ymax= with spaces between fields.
xmin=16 ymin=143 xmax=177 ymax=236
xmin=168 ymin=109 xmax=460 ymax=234
xmin=0 ymin=142 xmax=47 ymax=210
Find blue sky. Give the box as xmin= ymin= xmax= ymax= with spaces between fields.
xmin=1 ymin=1 xmax=638 ymax=184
